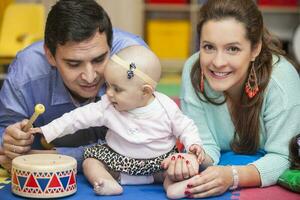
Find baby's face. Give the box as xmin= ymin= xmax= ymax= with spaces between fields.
xmin=104 ymin=63 xmax=145 ymax=111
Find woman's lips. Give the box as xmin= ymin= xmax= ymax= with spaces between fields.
xmin=210 ymin=70 xmax=232 ymax=79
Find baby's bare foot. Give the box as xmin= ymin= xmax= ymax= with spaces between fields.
xmin=93 ymin=179 xmax=123 ymax=195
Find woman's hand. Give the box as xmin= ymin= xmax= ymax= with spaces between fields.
xmin=162 ymin=153 xmax=199 ymax=182
xmin=185 ymin=165 xmax=233 ymax=198
xmin=2 ymin=119 xmax=34 ymax=159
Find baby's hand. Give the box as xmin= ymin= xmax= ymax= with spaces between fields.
xmin=189 ymin=144 xmax=205 ymax=164
xmin=28 ymin=127 xmax=42 ymax=135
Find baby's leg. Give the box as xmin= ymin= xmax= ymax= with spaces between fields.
xmin=82 ymin=158 xmax=123 ymax=196
xmin=164 ymin=153 xmax=199 ymax=199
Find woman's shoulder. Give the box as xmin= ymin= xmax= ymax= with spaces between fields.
xmin=271 ymin=56 xmax=299 ymax=80
xmin=180 ymin=52 xmax=199 ymax=101
xmin=263 ymin=56 xmax=300 ymax=113
xmin=269 ymin=56 xmax=300 ymax=96
xmin=182 ymin=52 xmax=199 ymax=73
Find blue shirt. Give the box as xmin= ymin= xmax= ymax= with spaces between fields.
xmin=0 ymin=28 xmax=147 ymax=170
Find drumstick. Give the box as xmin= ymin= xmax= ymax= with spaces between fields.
xmin=23 ymin=104 xmax=45 ymax=132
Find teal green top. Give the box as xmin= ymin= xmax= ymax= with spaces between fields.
xmin=180 ymin=52 xmax=300 ymax=187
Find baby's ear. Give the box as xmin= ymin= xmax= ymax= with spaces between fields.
xmin=142 ymin=84 xmax=154 ymax=96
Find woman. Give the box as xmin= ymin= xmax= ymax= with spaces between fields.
xmin=163 ymin=0 xmax=300 ymax=198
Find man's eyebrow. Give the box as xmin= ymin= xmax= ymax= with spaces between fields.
xmin=63 ymin=58 xmax=81 ymax=62
xmin=62 ymin=51 xmax=109 ymax=62
xmin=92 ymin=51 xmax=109 ymax=61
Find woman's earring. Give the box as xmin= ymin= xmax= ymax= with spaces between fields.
xmin=245 ymin=62 xmax=259 ymax=98
xmin=200 ymin=70 xmax=204 ymax=92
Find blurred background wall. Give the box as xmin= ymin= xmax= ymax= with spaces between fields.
xmin=0 ymin=0 xmax=299 ymax=94
xmin=8 ymin=0 xmax=300 ymax=70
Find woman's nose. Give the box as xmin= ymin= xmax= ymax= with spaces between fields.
xmin=212 ymin=52 xmax=227 ymax=68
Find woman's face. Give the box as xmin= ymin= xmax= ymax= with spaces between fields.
xmin=199 ymin=18 xmax=261 ymax=97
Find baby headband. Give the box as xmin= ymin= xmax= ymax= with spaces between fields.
xmin=111 ymin=54 xmax=157 ymax=87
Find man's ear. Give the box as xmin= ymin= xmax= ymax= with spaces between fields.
xmin=142 ymin=84 xmax=154 ymax=97
xmin=44 ymin=45 xmax=57 ymax=67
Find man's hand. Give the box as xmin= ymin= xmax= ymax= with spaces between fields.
xmin=2 ymin=119 xmax=34 ymax=159
xmin=0 ymin=147 xmax=12 ymax=172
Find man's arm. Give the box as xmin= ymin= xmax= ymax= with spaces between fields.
xmin=0 ymin=41 xmax=48 ymax=162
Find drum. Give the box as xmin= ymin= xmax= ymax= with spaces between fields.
xmin=11 ymin=154 xmax=77 ymax=198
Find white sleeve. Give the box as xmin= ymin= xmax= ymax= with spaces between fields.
xmin=171 ymin=108 xmax=203 ymax=151
xmin=41 ymin=101 xmax=105 ymax=143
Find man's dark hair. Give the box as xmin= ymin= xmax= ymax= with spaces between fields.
xmin=45 ymin=0 xmax=113 ymax=56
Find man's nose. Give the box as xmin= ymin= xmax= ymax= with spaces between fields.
xmin=81 ymin=64 xmax=96 ymax=83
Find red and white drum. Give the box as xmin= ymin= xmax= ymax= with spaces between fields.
xmin=11 ymin=154 xmax=77 ymax=198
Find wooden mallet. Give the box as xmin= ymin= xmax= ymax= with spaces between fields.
xmin=23 ymin=104 xmax=45 ymax=132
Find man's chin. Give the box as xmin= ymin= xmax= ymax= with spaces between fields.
xmin=80 ymin=92 xmax=98 ymax=99
xmin=71 ymin=91 xmax=98 ymax=102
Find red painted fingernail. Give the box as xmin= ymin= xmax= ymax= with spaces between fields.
xmin=186 ymin=160 xmax=190 ymax=165
xmin=184 ymin=190 xmax=191 ymax=195
xmin=187 ymin=184 xmax=193 ymax=188
xmin=171 ymin=156 xmax=176 ymax=160
xmin=177 ymin=155 xmax=181 ymax=159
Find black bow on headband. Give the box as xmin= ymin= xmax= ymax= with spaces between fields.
xmin=127 ymin=63 xmax=136 ymax=79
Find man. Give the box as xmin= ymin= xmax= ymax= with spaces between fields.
xmin=0 ymin=0 xmax=146 ymax=171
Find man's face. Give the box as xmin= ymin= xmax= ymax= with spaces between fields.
xmin=45 ymin=32 xmax=110 ymax=101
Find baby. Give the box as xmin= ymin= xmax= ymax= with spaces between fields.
xmin=30 ymin=45 xmax=203 ymax=197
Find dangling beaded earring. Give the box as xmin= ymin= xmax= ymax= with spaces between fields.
xmin=245 ymin=62 xmax=259 ymax=98
xmin=200 ymin=70 xmax=204 ymax=92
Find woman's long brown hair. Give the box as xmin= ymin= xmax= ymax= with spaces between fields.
xmin=191 ymin=0 xmax=288 ymax=154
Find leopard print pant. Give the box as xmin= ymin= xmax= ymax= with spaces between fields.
xmin=84 ymin=144 xmax=177 ymax=176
